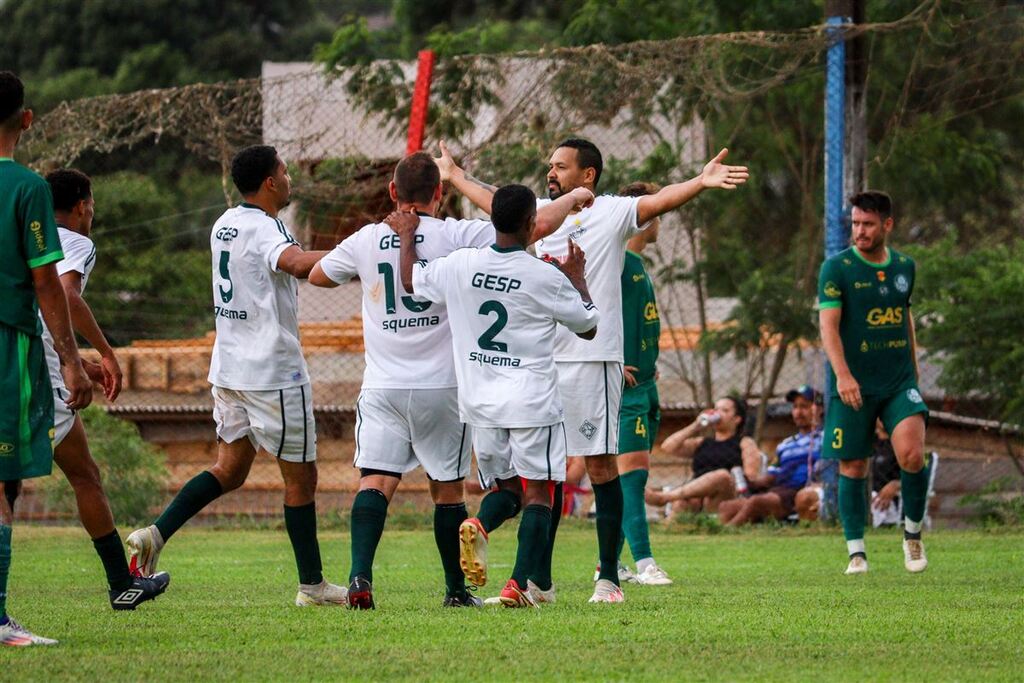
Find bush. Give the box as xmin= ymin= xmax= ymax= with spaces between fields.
xmin=40 ymin=407 xmax=168 ymax=527
xmin=959 ymin=478 xmax=1024 ymax=527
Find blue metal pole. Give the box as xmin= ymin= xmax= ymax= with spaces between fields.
xmin=822 ymin=13 xmax=849 ymax=520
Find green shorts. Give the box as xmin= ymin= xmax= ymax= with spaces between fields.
xmin=618 ymin=379 xmax=660 ymax=454
xmin=0 ymin=324 xmax=55 ymax=481
xmin=823 ymin=383 xmax=928 ymax=461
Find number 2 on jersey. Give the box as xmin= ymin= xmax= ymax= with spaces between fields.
xmin=377 ymin=262 xmax=431 ymax=315
xmin=477 ymin=300 xmax=509 ymax=352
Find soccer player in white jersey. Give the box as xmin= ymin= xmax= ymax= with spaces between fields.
xmin=308 ymin=153 xmax=593 ymax=609
xmin=128 ymin=146 xmax=347 ymax=607
xmin=436 ymin=139 xmax=748 ymax=603
xmin=17 ymin=169 xmax=171 ymax=610
xmin=396 ymin=184 xmax=599 ymax=607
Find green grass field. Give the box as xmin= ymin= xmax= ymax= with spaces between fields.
xmin=3 ymin=522 xmax=1022 ymax=681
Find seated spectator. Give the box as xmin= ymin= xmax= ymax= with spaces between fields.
xmin=719 ymin=386 xmax=822 ymax=526
xmin=645 ymin=396 xmax=761 ymax=513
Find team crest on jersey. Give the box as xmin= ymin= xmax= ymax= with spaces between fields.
xmin=579 ymin=420 xmax=598 ymax=441
xmin=895 ymin=274 xmax=909 ymax=293
xmin=906 ymin=388 xmax=923 ymax=403
xmin=823 ymin=281 xmax=841 ymax=298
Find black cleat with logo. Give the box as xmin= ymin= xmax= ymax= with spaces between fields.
xmin=109 ymin=571 xmax=171 ymax=611
xmin=347 ymin=576 xmax=375 ymax=610
xmin=442 ymin=592 xmax=483 ymax=608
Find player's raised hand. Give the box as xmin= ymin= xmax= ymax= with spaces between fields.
xmin=569 ymin=187 xmax=595 ymax=211
xmin=700 ymin=148 xmax=749 ymax=190
xmin=559 ymin=239 xmax=587 ymax=283
xmin=383 ymin=210 xmax=419 ymax=238
xmin=433 ymin=141 xmax=457 ymax=182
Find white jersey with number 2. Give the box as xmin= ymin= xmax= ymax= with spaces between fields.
xmin=413 ymin=244 xmax=600 ymax=428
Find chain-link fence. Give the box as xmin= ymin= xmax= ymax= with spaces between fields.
xmin=15 ymin=3 xmax=1024 ymax=523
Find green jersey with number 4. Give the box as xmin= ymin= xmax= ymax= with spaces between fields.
xmin=621 ymin=250 xmax=659 ymax=385
xmin=817 ymin=246 xmax=917 ymax=396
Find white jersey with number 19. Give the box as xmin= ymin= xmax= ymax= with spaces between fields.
xmin=317 ymin=215 xmax=493 ymax=390
xmin=206 ymin=203 xmax=308 ymax=391
xmin=412 ymin=245 xmax=599 ymax=428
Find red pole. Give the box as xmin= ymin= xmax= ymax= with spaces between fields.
xmin=406 ymin=50 xmax=436 ymax=155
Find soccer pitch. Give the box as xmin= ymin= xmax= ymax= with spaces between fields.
xmin=5 ymin=524 xmax=1022 ymax=681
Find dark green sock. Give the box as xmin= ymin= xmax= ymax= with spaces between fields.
xmin=434 ymin=503 xmax=468 ymax=596
xmin=511 ymin=504 xmax=551 ymax=588
xmin=593 ymin=478 xmax=624 ymax=585
xmin=838 ymin=474 xmax=867 ymax=542
xmin=154 ymin=470 xmax=223 ymax=541
xmin=92 ymin=529 xmax=132 ymax=592
xmin=620 ymin=469 xmax=652 ymax=564
xmin=476 ymin=488 xmax=521 ymax=533
xmin=530 ymin=482 xmax=562 ymax=591
xmin=0 ymin=524 xmax=10 ymax=618
xmin=901 ymin=466 xmax=930 ymax=532
xmin=284 ymin=502 xmax=324 ymax=586
xmin=349 ymin=489 xmax=389 ymax=583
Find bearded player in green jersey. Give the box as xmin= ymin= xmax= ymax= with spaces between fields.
xmin=818 ymin=191 xmax=929 ymax=575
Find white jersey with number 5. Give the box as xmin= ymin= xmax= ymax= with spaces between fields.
xmin=413 ymin=245 xmax=600 ymax=428
xmin=207 ymin=203 xmax=308 ymax=391
xmin=317 ymin=215 xmax=493 ymax=389
xmin=534 ymin=194 xmax=642 ymax=363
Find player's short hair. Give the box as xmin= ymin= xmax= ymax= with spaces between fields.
xmin=0 ymin=71 xmax=25 ymax=130
xmin=556 ymin=138 xmax=603 ymax=189
xmin=393 ymin=152 xmax=440 ymax=205
xmin=46 ymin=169 xmax=92 ymax=212
xmin=619 ymin=181 xmax=661 ymax=197
xmin=850 ymin=190 xmax=893 ymax=221
xmin=231 ymin=145 xmax=280 ymax=196
xmin=491 ymin=184 xmax=536 ymax=234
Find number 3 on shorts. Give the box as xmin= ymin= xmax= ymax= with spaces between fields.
xmin=832 ymin=427 xmax=843 ymax=450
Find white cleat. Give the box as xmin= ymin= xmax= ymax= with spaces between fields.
xmin=844 ymin=556 xmax=869 ymax=575
xmin=903 ymin=539 xmax=928 ymax=573
xmin=592 ymin=562 xmax=637 ymax=584
xmin=634 ymin=563 xmax=673 ymax=586
xmin=295 ymin=579 xmax=349 ymax=606
xmin=126 ymin=525 xmax=164 ymax=577
xmin=526 ymin=579 xmax=556 ymax=604
xmin=0 ymin=617 xmax=58 ymax=647
xmin=588 ymin=578 xmax=625 ymax=604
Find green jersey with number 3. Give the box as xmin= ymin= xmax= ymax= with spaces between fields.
xmin=817 ymin=246 xmax=917 ymax=396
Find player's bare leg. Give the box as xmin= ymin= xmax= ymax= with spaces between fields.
xmin=128 ymin=437 xmax=255 ymax=576
xmin=891 ymin=414 xmax=929 ymax=572
xmin=347 ymin=471 xmax=401 ymax=609
xmin=429 ymin=479 xmax=478 ymax=607
xmin=55 ymin=417 xmax=169 ymax=609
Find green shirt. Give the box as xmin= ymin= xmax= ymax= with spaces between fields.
xmin=0 ymin=158 xmax=63 ymax=335
xmin=621 ymin=250 xmax=660 ymax=384
xmin=818 ymin=246 xmax=917 ymax=396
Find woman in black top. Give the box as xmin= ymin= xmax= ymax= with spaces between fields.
xmin=645 ymin=396 xmax=762 ymax=512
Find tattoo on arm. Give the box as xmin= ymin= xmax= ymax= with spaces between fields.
xmin=464 ymin=173 xmax=497 ymax=193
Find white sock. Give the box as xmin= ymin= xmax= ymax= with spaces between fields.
xmin=847 ymin=539 xmax=866 ymax=556
xmin=636 ymin=557 xmax=655 ymax=573
xmin=904 ymin=519 xmax=922 ymax=535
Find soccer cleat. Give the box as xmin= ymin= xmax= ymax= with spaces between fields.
xmin=126 ymin=525 xmax=164 ymax=577
xmin=458 ymin=517 xmax=488 ymax=587
xmin=526 ymin=579 xmax=556 ymax=604
xmin=588 ymin=579 xmax=625 ymax=604
xmin=499 ymin=579 xmax=538 ymax=608
xmin=442 ymin=592 xmax=483 ymax=608
xmin=295 ymin=579 xmax=348 ymax=606
xmin=109 ymin=571 xmax=171 ymax=610
xmin=844 ymin=556 xmax=869 ymax=575
xmin=592 ymin=562 xmax=637 ymax=584
xmin=0 ymin=617 xmax=58 ymax=647
xmin=347 ymin=576 xmax=375 ymax=610
xmin=903 ymin=539 xmax=928 ymax=573
xmin=634 ymin=564 xmax=673 ymax=586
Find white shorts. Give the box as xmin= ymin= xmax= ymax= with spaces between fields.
xmin=473 ymin=423 xmax=568 ymax=488
xmin=52 ymin=386 xmax=76 ymax=448
xmin=212 ymin=384 xmax=316 ymax=463
xmin=354 ymin=388 xmax=470 ymax=482
xmin=556 ymin=361 xmax=623 ymax=456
